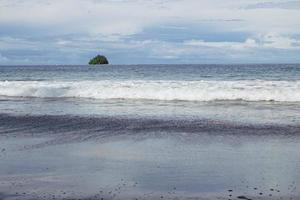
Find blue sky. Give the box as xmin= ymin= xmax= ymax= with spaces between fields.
xmin=0 ymin=0 xmax=300 ymax=64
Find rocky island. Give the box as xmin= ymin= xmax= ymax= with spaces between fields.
xmin=89 ymin=55 xmax=109 ymax=65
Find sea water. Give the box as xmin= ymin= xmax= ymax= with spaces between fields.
xmin=0 ymin=64 xmax=299 ymax=124
xmin=0 ymin=64 xmax=300 ymax=199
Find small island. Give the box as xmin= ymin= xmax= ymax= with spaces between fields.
xmin=89 ymin=55 xmax=109 ymax=65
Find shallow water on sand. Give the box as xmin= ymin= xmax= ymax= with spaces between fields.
xmin=0 ymin=115 xmax=300 ymax=200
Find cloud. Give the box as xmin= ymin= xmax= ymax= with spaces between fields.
xmin=1 ymin=35 xmax=300 ymax=64
xmin=0 ymin=0 xmax=167 ymax=36
xmin=184 ymin=38 xmax=258 ymax=50
xmin=184 ymin=34 xmax=300 ymax=50
xmin=1 ymin=0 xmax=300 ymax=36
xmin=0 ymin=0 xmax=300 ymax=64
xmin=260 ymin=33 xmax=300 ymax=49
xmin=245 ymin=1 xmax=300 ymax=10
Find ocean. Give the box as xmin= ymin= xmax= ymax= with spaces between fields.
xmin=0 ymin=64 xmax=300 ymax=200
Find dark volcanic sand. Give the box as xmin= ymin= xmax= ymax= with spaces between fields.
xmin=0 ymin=114 xmax=300 ymax=200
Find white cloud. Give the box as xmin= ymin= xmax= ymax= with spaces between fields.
xmin=1 ymin=0 xmax=300 ymax=64
xmin=260 ymin=33 xmax=300 ymax=49
xmin=184 ymin=34 xmax=300 ymax=50
xmin=184 ymin=38 xmax=258 ymax=50
xmin=245 ymin=1 xmax=300 ymax=10
xmin=1 ymin=0 xmax=300 ymax=36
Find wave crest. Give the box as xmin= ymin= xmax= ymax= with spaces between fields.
xmin=0 ymin=80 xmax=299 ymax=102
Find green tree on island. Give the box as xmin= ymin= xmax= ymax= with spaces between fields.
xmin=89 ymin=55 xmax=109 ymax=65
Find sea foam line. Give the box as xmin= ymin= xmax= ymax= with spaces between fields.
xmin=0 ymin=80 xmax=299 ymax=102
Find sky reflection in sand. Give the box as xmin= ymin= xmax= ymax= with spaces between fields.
xmin=0 ymin=132 xmax=299 ymax=199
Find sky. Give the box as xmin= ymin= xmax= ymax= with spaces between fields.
xmin=0 ymin=0 xmax=300 ymax=64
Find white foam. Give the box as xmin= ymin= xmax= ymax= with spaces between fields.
xmin=0 ymin=80 xmax=299 ymax=102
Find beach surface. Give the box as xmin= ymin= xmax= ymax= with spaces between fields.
xmin=0 ymin=64 xmax=300 ymax=199
xmin=1 ymin=113 xmax=300 ymax=200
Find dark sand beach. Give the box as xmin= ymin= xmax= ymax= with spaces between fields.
xmin=1 ymin=113 xmax=300 ymax=200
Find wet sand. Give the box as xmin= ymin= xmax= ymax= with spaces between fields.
xmin=0 ymin=114 xmax=300 ymax=200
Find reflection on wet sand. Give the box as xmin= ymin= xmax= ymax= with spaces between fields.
xmin=0 ymin=115 xmax=300 ymax=199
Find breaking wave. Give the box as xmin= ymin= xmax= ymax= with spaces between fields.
xmin=0 ymin=80 xmax=299 ymax=102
